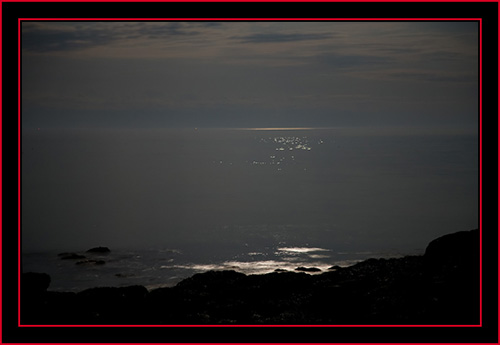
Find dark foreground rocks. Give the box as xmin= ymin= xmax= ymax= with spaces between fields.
xmin=21 ymin=229 xmax=480 ymax=325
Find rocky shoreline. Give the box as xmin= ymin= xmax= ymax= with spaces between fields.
xmin=21 ymin=229 xmax=480 ymax=325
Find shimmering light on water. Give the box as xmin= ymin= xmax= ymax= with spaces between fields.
xmin=232 ymin=127 xmax=318 ymax=131
xmin=277 ymin=247 xmax=330 ymax=253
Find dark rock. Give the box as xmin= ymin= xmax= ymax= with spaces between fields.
xmin=76 ymin=259 xmax=106 ymax=265
xmin=295 ymin=266 xmax=321 ymax=272
xmin=43 ymin=291 xmax=78 ymax=323
xmin=423 ymin=229 xmax=480 ymax=323
xmin=78 ymin=285 xmax=148 ymax=301
xmin=424 ymin=229 xmax=479 ymax=273
xmin=75 ymin=285 xmax=148 ymax=324
xmin=86 ymin=246 xmax=111 ymax=253
xmin=115 ymin=273 xmax=134 ymax=278
xmin=22 ymin=272 xmax=51 ymax=294
xmin=176 ymin=270 xmax=247 ymax=291
xmin=21 ymin=272 xmax=52 ymax=324
xmin=328 ymin=265 xmax=342 ymax=270
xmin=59 ymin=253 xmax=86 ymax=260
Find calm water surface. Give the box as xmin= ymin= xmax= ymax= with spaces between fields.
xmin=21 ymin=127 xmax=478 ymax=291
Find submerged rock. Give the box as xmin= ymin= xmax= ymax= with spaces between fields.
xmin=76 ymin=259 xmax=106 ymax=265
xmin=86 ymin=246 xmax=111 ymax=254
xmin=295 ymin=266 xmax=321 ymax=272
xmin=115 ymin=273 xmax=134 ymax=278
xmin=59 ymin=253 xmax=86 ymax=260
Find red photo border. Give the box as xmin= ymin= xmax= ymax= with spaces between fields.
xmin=10 ymin=11 xmax=487 ymax=337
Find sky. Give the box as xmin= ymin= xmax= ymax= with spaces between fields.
xmin=21 ymin=21 xmax=479 ymax=130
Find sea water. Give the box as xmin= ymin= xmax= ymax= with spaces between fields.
xmin=21 ymin=126 xmax=478 ymax=292
xmin=22 ymin=244 xmax=417 ymax=292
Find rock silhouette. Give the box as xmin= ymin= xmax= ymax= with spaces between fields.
xmin=295 ymin=266 xmax=321 ymax=272
xmin=59 ymin=253 xmax=86 ymax=260
xmin=86 ymin=247 xmax=111 ymax=254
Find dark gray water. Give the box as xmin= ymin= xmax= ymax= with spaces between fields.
xmin=21 ymin=126 xmax=478 ymax=285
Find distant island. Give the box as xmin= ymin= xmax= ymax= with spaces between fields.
xmin=21 ymin=229 xmax=479 ymax=325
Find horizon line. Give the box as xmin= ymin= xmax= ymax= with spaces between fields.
xmin=227 ymin=127 xmax=327 ymax=131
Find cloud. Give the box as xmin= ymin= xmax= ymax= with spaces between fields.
xmin=22 ymin=24 xmax=114 ymax=52
xmin=127 ymin=22 xmax=201 ymax=39
xmin=21 ymin=22 xmax=205 ymax=53
xmin=233 ymin=32 xmax=335 ymax=43
xmin=316 ymin=53 xmax=394 ymax=70
xmin=384 ymin=71 xmax=477 ymax=83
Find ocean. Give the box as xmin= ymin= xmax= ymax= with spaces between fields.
xmin=21 ymin=126 xmax=478 ymax=292
xmin=22 ymin=244 xmax=417 ymax=292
